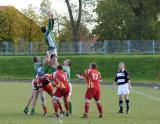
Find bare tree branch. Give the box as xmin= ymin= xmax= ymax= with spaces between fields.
xmin=65 ymin=0 xmax=76 ymax=30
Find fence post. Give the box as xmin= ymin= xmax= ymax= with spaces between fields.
xmin=104 ymin=40 xmax=108 ymax=54
xmin=152 ymin=40 xmax=155 ymax=54
xmin=127 ymin=40 xmax=131 ymax=53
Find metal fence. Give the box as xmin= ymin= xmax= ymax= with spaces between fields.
xmin=0 ymin=40 xmax=160 ymax=55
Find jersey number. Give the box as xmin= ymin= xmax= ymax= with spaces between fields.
xmin=92 ymin=74 xmax=98 ymax=80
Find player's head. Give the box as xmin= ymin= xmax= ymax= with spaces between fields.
xmin=90 ymin=62 xmax=97 ymax=69
xmin=33 ymin=56 xmax=40 ymax=63
xmin=37 ymin=71 xmax=45 ymax=77
xmin=63 ymin=59 xmax=72 ymax=66
xmin=50 ymin=53 xmax=56 ymax=59
xmin=57 ymin=64 xmax=63 ymax=70
xmin=118 ymin=62 xmax=125 ymax=70
xmin=41 ymin=26 xmax=46 ymax=33
xmin=47 ymin=49 xmax=58 ymax=58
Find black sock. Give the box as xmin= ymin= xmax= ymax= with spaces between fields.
xmin=119 ymin=100 xmax=123 ymax=112
xmin=126 ymin=99 xmax=130 ymax=111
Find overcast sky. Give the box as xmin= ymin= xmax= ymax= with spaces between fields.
xmin=0 ymin=0 xmax=67 ymax=15
xmin=0 ymin=0 xmax=96 ymax=31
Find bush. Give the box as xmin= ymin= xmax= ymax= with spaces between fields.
xmin=0 ymin=55 xmax=159 ymax=83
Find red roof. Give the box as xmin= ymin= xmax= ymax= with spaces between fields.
xmin=0 ymin=6 xmax=15 ymax=10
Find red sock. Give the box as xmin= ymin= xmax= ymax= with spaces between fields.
xmin=65 ymin=101 xmax=69 ymax=112
xmin=53 ymin=103 xmax=59 ymax=113
xmin=43 ymin=106 xmax=47 ymax=113
xmin=58 ymin=101 xmax=63 ymax=111
xmin=97 ymin=103 xmax=103 ymax=113
xmin=85 ymin=103 xmax=89 ymax=113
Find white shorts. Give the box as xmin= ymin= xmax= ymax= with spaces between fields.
xmin=32 ymin=79 xmax=38 ymax=90
xmin=118 ymin=83 xmax=130 ymax=95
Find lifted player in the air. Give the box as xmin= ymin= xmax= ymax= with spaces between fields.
xmin=41 ymin=10 xmax=57 ymax=57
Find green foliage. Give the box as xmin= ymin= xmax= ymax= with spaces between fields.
xmin=0 ymin=55 xmax=160 ymax=83
xmin=58 ymin=18 xmax=91 ymax=42
xmin=0 ymin=6 xmax=43 ymax=43
xmin=0 ymin=11 xmax=8 ymax=41
xmin=40 ymin=0 xmax=52 ymax=25
xmin=94 ymin=0 xmax=160 ymax=40
xmin=21 ymin=4 xmax=43 ymax=42
xmin=0 ymin=83 xmax=160 ymax=124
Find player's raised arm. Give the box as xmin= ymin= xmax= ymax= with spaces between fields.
xmin=47 ymin=10 xmax=54 ymax=31
xmin=76 ymin=73 xmax=85 ymax=80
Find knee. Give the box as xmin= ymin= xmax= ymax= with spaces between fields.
xmin=85 ymin=98 xmax=90 ymax=103
xmin=95 ymin=99 xmax=100 ymax=104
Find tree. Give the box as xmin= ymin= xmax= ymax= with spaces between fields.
xmin=40 ymin=0 xmax=52 ymax=25
xmin=0 ymin=11 xmax=8 ymax=41
xmin=64 ymin=0 xmax=82 ymax=52
xmin=63 ymin=0 xmax=98 ymax=52
xmin=22 ymin=4 xmax=42 ymax=42
xmin=1 ymin=7 xmax=18 ymax=42
xmin=94 ymin=0 xmax=160 ymax=40
xmin=58 ymin=18 xmax=91 ymax=42
xmin=127 ymin=0 xmax=160 ymax=39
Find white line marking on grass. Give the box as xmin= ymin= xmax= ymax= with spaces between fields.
xmin=132 ymin=89 xmax=160 ymax=102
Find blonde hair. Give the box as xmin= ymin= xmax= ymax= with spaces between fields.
xmin=118 ymin=62 xmax=125 ymax=69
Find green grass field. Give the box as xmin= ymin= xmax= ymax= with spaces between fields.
xmin=0 ymin=82 xmax=160 ymax=124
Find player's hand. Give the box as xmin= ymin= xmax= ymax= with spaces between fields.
xmin=76 ymin=74 xmax=80 ymax=79
xmin=52 ymin=83 xmax=56 ymax=87
xmin=48 ymin=10 xmax=53 ymax=18
xmin=112 ymin=81 xmax=116 ymax=90
xmin=129 ymin=85 xmax=132 ymax=91
xmin=112 ymin=84 xmax=116 ymax=90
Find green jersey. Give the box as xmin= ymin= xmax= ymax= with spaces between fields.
xmin=45 ymin=18 xmax=57 ymax=50
xmin=34 ymin=62 xmax=43 ymax=76
xmin=44 ymin=64 xmax=57 ymax=74
xmin=63 ymin=66 xmax=71 ymax=83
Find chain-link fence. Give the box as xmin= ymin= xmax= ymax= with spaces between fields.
xmin=0 ymin=40 xmax=160 ymax=55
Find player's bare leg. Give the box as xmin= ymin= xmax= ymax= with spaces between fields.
xmin=31 ymin=91 xmax=39 ymax=115
xmin=23 ymin=94 xmax=33 ymax=114
xmin=39 ymin=88 xmax=48 ymax=116
xmin=58 ymin=101 xmax=65 ymax=115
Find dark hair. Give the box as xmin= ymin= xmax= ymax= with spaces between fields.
xmin=67 ymin=59 xmax=72 ymax=66
xmin=90 ymin=62 xmax=97 ymax=69
xmin=50 ymin=54 xmax=56 ymax=59
xmin=33 ymin=56 xmax=38 ymax=63
xmin=41 ymin=26 xmax=46 ymax=33
xmin=57 ymin=64 xmax=63 ymax=70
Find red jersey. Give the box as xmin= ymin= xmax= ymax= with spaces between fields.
xmin=34 ymin=76 xmax=50 ymax=88
xmin=47 ymin=70 xmax=70 ymax=90
xmin=86 ymin=69 xmax=101 ymax=88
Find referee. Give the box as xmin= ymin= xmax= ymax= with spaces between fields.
xmin=112 ymin=62 xmax=131 ymax=114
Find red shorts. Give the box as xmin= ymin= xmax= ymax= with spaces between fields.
xmin=54 ymin=88 xmax=70 ymax=99
xmin=85 ymin=87 xmax=100 ymax=100
xmin=42 ymin=83 xmax=54 ymax=96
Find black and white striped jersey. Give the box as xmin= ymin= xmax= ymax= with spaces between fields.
xmin=114 ymin=69 xmax=130 ymax=85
